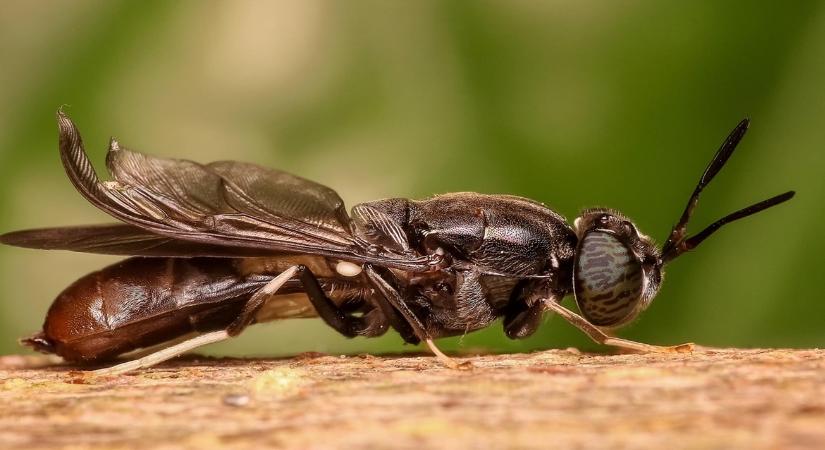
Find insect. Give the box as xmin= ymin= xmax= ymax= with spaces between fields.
xmin=1 ymin=111 xmax=794 ymax=374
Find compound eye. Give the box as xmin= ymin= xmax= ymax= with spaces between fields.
xmin=574 ymin=231 xmax=644 ymax=327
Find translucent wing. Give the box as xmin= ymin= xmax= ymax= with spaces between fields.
xmin=207 ymin=160 xmax=352 ymax=234
xmin=53 ymin=111 xmax=428 ymax=270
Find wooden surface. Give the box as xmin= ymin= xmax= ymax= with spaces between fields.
xmin=0 ymin=348 xmax=824 ymax=449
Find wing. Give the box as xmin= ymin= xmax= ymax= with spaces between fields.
xmin=0 ymin=224 xmax=283 ymax=257
xmin=50 ymin=111 xmax=429 ymax=270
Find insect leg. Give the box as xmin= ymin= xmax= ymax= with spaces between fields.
xmin=360 ymin=266 xmax=419 ymax=344
xmin=294 ymin=266 xmax=388 ymax=338
xmin=543 ymin=300 xmax=694 ymax=353
xmin=370 ymin=292 xmax=419 ymax=344
xmin=227 ymin=265 xmax=387 ymax=338
xmin=364 ymin=264 xmax=471 ymax=369
xmin=364 ymin=264 xmax=428 ymax=337
xmin=503 ymin=300 xmax=546 ymax=339
xmin=117 ymin=332 xmax=200 ymax=360
xmin=90 ymin=330 xmax=231 ymax=376
xmin=226 ymin=266 xmax=303 ymax=335
xmin=503 ymin=281 xmax=551 ymax=339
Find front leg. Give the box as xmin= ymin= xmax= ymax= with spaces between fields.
xmin=503 ymin=300 xmax=545 ymax=340
xmin=543 ymin=300 xmax=694 ymax=353
xmin=503 ymin=280 xmax=552 ymax=340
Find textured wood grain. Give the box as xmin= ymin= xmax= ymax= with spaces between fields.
xmin=0 ymin=348 xmax=824 ymax=449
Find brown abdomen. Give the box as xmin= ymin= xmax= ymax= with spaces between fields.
xmin=25 ymin=257 xmax=270 ymax=362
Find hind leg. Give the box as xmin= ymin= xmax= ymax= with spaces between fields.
xmin=226 ymin=265 xmax=389 ymax=338
xmin=91 ymin=330 xmax=231 ymax=375
xmin=93 ymin=265 xmax=389 ymax=375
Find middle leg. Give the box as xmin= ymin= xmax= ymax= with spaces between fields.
xmin=228 ymin=265 xmax=388 ymax=338
xmin=365 ymin=264 xmax=471 ymax=369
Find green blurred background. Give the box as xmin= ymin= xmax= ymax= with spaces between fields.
xmin=0 ymin=1 xmax=822 ymax=358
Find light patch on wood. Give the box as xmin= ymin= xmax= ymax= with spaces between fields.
xmin=249 ymin=367 xmax=309 ymax=397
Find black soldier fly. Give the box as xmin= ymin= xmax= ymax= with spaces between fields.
xmin=0 ymin=111 xmax=794 ymax=373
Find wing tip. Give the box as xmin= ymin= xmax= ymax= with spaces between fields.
xmin=0 ymin=229 xmax=27 ymax=246
xmin=56 ymin=106 xmax=81 ymax=151
xmin=0 ymin=228 xmax=58 ymax=249
xmin=56 ymin=105 xmax=73 ymax=129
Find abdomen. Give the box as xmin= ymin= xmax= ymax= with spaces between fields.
xmin=25 ymin=257 xmax=271 ymax=362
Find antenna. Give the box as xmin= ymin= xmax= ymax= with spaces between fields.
xmin=660 ymin=119 xmax=794 ymax=264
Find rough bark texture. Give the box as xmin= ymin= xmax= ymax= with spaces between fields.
xmin=0 ymin=348 xmax=823 ymax=449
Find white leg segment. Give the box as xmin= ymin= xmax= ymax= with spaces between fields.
xmin=542 ymin=299 xmax=694 ymax=353
xmin=90 ymin=330 xmax=231 ymax=376
xmin=425 ymin=338 xmax=472 ymax=370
